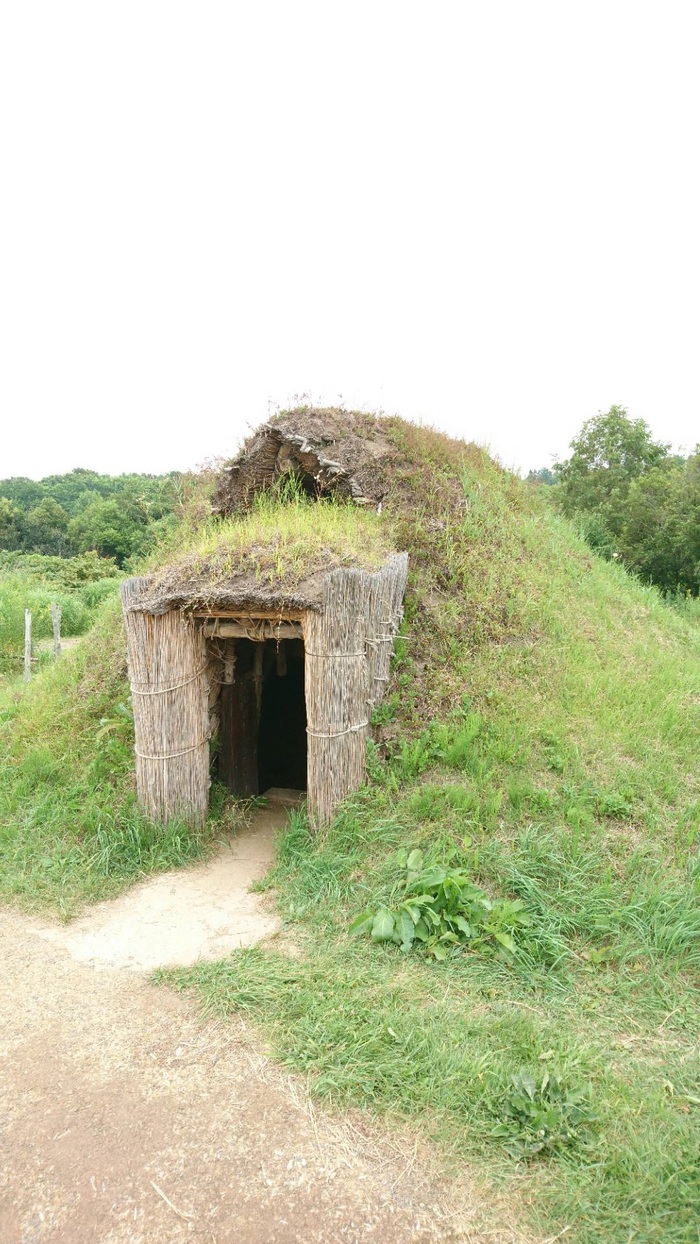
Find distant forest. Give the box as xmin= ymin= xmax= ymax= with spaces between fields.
xmin=0 ymin=468 xmax=187 ymax=566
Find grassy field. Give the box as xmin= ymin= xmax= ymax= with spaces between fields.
xmin=2 ymin=421 xmax=699 ymax=1240
xmin=0 ymin=550 xmax=123 ymax=673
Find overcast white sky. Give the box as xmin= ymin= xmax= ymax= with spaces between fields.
xmin=1 ymin=1 xmax=698 ymax=481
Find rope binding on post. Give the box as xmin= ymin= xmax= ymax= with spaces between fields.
xmin=306 ymin=720 xmax=369 ymax=739
xmin=130 ymin=665 xmax=208 ymax=696
xmin=134 ymin=736 xmax=210 ymax=761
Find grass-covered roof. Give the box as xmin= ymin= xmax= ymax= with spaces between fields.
xmin=126 ymin=408 xmax=480 ymax=615
xmin=131 ymin=486 xmax=398 ymax=615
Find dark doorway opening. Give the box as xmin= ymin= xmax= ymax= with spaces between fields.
xmin=258 ymin=639 xmax=307 ymax=792
xmin=217 ymin=637 xmax=307 ymax=797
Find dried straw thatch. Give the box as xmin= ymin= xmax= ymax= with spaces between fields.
xmin=304 ymin=556 xmax=407 ymax=826
xmin=131 ymin=540 xmax=395 ymax=620
xmin=130 ymin=565 xmax=331 ymax=618
xmin=212 ymin=408 xmax=403 ymax=514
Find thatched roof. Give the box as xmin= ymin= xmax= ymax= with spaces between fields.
xmin=212 ymin=408 xmax=403 ymax=515
xmin=125 ymin=563 xmax=340 ymax=617
xmin=125 ymin=554 xmax=410 ymax=618
xmin=124 ymin=410 xmax=410 ymax=617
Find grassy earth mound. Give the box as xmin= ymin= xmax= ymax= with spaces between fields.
xmin=2 ymin=413 xmax=700 ymax=1240
xmin=167 ymin=418 xmax=700 ymax=1243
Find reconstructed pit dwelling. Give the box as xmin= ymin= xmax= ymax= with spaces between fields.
xmin=121 ymin=413 xmax=408 ymax=827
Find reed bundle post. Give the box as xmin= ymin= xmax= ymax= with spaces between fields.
xmin=121 ymin=579 xmax=210 ymax=826
xmin=304 ymin=570 xmax=371 ymax=828
xmin=365 ymin=554 xmax=408 ymax=716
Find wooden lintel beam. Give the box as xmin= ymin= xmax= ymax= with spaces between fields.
xmin=193 ymin=608 xmax=305 ymax=621
xmin=201 ymin=621 xmax=302 ymax=640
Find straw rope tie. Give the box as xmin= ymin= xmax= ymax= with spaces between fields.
xmin=131 ymin=666 xmax=207 ymax=696
xmin=135 ymin=737 xmax=210 ymax=761
xmin=306 ymin=720 xmax=369 ymax=739
xmin=305 ymin=650 xmax=366 ymax=658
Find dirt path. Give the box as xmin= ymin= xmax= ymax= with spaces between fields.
xmin=36 ymin=805 xmax=286 ymax=971
xmin=0 ymin=813 xmax=520 ymax=1244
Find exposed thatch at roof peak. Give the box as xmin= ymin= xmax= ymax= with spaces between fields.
xmin=212 ymin=408 xmax=402 ymax=515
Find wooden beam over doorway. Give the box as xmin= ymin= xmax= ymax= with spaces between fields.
xmin=200 ymin=620 xmax=303 ymax=641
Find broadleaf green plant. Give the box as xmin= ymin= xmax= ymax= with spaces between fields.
xmin=491 ymin=1070 xmax=598 ymax=1159
xmin=350 ymin=850 xmax=532 ymax=962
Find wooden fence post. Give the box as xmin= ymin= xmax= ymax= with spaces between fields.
xmin=51 ymin=603 xmax=62 ymax=658
xmin=24 ymin=610 xmax=32 ymax=683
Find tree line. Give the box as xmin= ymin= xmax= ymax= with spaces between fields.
xmin=0 ymin=468 xmax=187 ymax=566
xmin=528 ymin=406 xmax=700 ymax=596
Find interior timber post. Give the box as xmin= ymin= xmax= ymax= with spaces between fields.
xmin=219 ymin=638 xmax=260 ymax=797
xmin=121 ymin=578 xmax=210 ymax=826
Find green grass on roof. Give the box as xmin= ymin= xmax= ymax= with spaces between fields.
xmin=145 ymin=483 xmax=396 ymax=591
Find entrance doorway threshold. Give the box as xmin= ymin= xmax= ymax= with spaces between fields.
xmin=262 ymin=787 xmax=306 ymax=809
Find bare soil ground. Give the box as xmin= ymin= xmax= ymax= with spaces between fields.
xmin=36 ymin=805 xmax=285 ymax=971
xmin=0 ymin=806 xmax=523 ymax=1244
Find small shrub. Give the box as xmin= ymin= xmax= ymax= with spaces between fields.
xmin=574 ymin=512 xmax=617 ymax=561
xmin=491 ymin=1070 xmax=597 ymax=1158
xmin=350 ymin=849 xmax=532 ymax=962
xmin=79 ymin=578 xmax=122 ymax=609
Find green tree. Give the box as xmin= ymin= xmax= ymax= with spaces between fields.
xmin=526 ymin=467 xmax=557 ymax=486
xmin=72 ymin=488 xmax=103 ymax=515
xmin=556 ymin=406 xmax=670 ymax=537
xmin=0 ymin=498 xmax=26 ymax=551
xmin=0 ymin=467 xmax=189 ymax=560
xmin=619 ymin=451 xmax=700 ymax=594
xmin=0 ymin=477 xmax=43 ymax=511
xmin=67 ymin=497 xmax=149 ymax=565
xmin=23 ymin=497 xmax=70 ymax=556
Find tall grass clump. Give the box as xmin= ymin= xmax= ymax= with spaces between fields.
xmin=0 ymin=552 xmax=123 ymax=672
xmin=0 ymin=573 xmax=92 ymax=671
